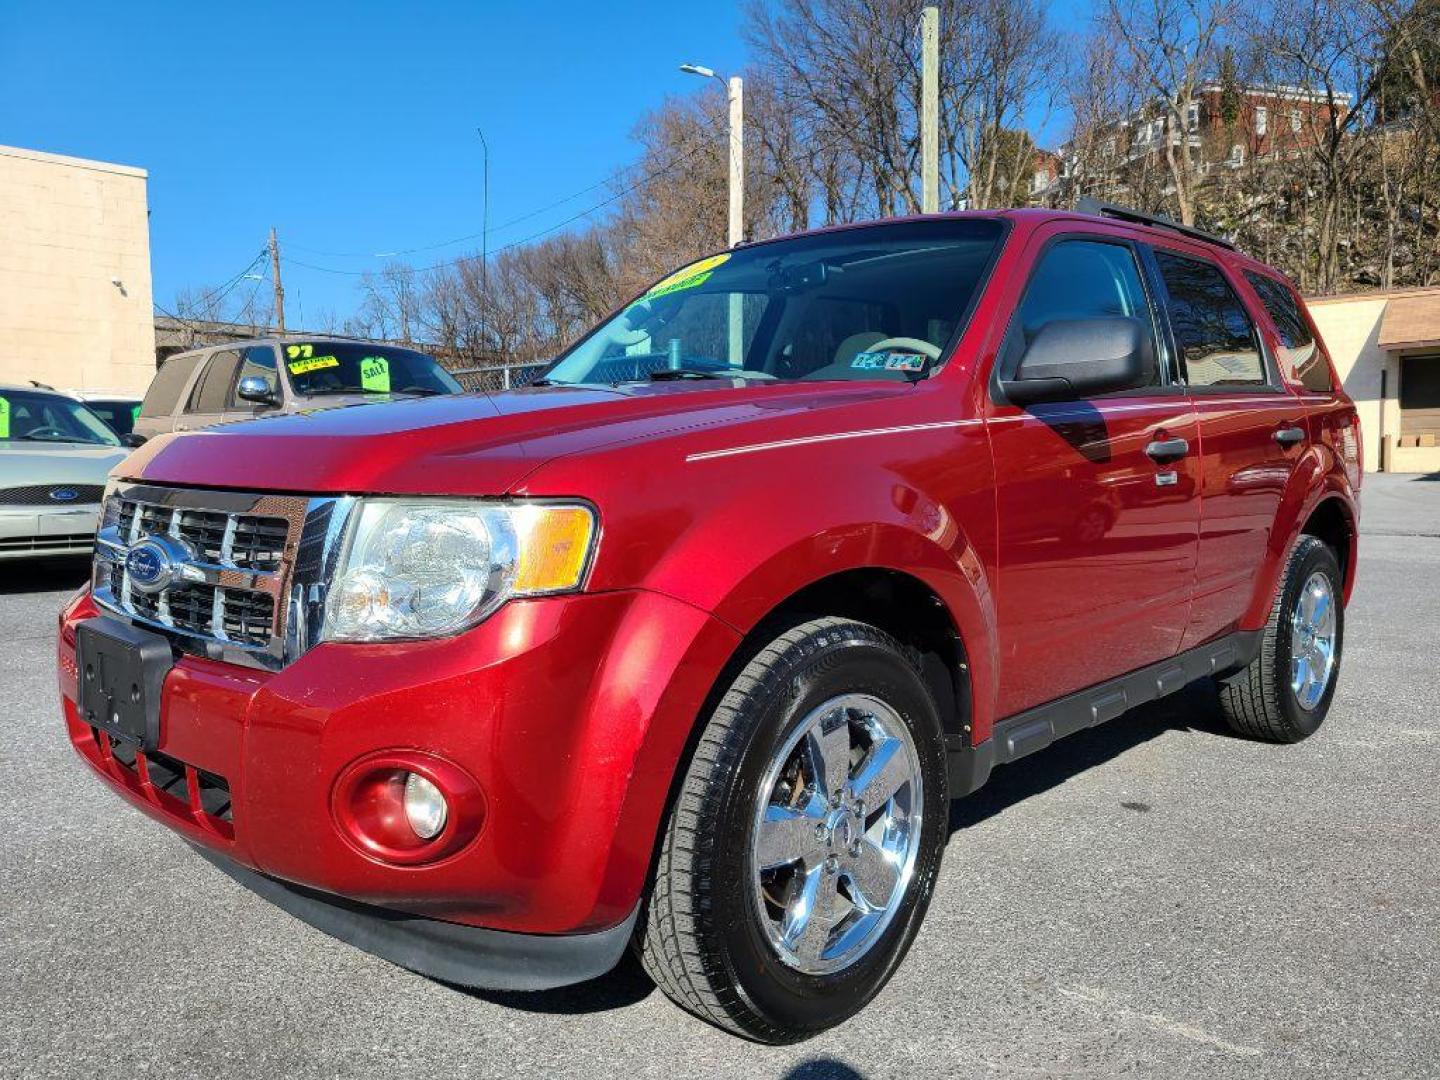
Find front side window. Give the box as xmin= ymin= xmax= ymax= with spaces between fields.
xmin=0 ymin=391 xmax=121 ymax=446
xmin=1003 ymin=238 xmax=1161 ymax=387
xmin=281 ymin=342 xmax=461 ymax=397
xmin=1154 ymin=252 xmax=1267 ymax=388
xmin=228 ymin=345 xmax=280 ymax=409
xmin=1244 ymin=271 xmax=1331 ymax=392
xmin=543 ymin=219 xmax=1005 ymax=386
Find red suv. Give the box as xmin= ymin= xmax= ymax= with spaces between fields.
xmin=58 ymin=205 xmax=1360 ymax=1043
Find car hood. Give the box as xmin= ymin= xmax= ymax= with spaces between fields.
xmin=122 ymin=381 xmax=898 ymax=496
xmin=0 ymin=442 xmax=129 ymax=485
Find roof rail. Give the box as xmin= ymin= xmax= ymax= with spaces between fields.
xmin=1074 ymin=197 xmax=1237 ymax=251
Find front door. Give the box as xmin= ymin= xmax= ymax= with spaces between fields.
xmin=987 ymin=233 xmax=1201 ymax=717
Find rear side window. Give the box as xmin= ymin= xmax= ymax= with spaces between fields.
xmin=1154 ymin=252 xmax=1267 ymax=388
xmin=140 ymin=354 xmax=201 ymax=417
xmin=186 ymin=350 xmax=242 ymax=413
xmin=227 ymin=346 xmax=279 ymax=409
xmin=1245 ymin=271 xmax=1332 ymax=392
xmin=1003 ymin=238 xmax=1160 ymax=386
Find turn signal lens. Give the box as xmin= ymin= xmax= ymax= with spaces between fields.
xmin=403 ymin=772 xmax=448 ymax=840
xmin=512 ymin=504 xmax=596 ymax=594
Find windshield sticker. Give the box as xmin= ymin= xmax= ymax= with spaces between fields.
xmin=851 ymin=351 xmax=928 ymax=373
xmin=0 ymin=396 xmax=8 ymax=438
xmin=131 ymin=404 xmax=141 ymax=422
xmin=288 ymin=354 xmax=340 ymax=375
xmin=360 ymin=355 xmax=391 ymax=392
xmin=643 ymin=253 xmax=731 ymax=300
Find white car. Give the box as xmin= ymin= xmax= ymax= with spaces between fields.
xmin=68 ymin=389 xmax=144 ymax=443
xmin=0 ymin=383 xmax=128 ymax=560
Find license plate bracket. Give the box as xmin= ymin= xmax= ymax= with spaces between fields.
xmin=75 ymin=618 xmax=173 ymax=750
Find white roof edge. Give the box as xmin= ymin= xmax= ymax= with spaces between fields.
xmin=0 ymin=143 xmax=147 ymax=179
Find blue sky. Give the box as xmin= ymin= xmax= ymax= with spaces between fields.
xmin=1 ymin=1 xmax=1083 ymax=324
xmin=0 ymin=0 xmax=751 ymax=322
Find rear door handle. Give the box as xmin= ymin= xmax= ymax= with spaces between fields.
xmin=1273 ymin=426 xmax=1305 ymax=447
xmin=1144 ymin=436 xmax=1190 ymax=463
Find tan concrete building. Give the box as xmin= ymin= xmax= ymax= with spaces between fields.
xmin=1308 ymin=286 xmax=1440 ymax=474
xmin=0 ymin=144 xmax=156 ymax=395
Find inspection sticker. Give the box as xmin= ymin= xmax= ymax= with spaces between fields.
xmin=851 ymin=351 xmax=928 ymax=372
xmin=360 ymin=355 xmax=391 ymax=392
xmin=644 ymin=252 xmax=731 ymax=300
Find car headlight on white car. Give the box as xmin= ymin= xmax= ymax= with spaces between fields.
xmin=321 ymin=499 xmax=597 ymax=643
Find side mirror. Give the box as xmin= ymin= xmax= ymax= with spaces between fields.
xmin=237 ymin=375 xmax=278 ymax=406
xmin=1001 ymin=317 xmax=1155 ymax=407
xmin=124 ymin=433 xmax=146 ymax=448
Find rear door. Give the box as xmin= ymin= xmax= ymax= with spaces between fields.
xmin=179 ymin=349 xmax=243 ymax=432
xmin=987 ymin=229 xmax=1201 ymax=717
xmin=1146 ymin=247 xmax=1309 ymax=648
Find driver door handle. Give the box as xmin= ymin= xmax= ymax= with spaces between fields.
xmin=1144 ymin=436 xmax=1190 ymax=464
xmin=1273 ymin=426 xmax=1305 ymax=447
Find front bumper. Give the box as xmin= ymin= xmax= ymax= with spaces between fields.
xmin=59 ymin=585 xmax=739 ymax=951
xmin=1 ymin=505 xmax=99 ymax=559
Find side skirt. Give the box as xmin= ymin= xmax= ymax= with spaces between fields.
xmin=948 ymin=630 xmax=1262 ymax=797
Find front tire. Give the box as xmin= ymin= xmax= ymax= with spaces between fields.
xmin=1217 ymin=535 xmax=1344 ymax=742
xmin=638 ymin=617 xmax=949 ymax=1043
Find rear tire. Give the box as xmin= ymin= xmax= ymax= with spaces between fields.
xmin=1217 ymin=535 xmax=1344 ymax=742
xmin=637 ymin=617 xmax=949 ymax=1043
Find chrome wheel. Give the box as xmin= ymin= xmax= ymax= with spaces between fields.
xmin=749 ymin=693 xmax=923 ymax=975
xmin=1291 ymin=570 xmax=1337 ymax=711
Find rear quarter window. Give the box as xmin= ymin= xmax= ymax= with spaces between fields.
xmin=140 ymin=354 xmax=202 ymax=416
xmin=1244 ymin=270 xmax=1333 ymax=393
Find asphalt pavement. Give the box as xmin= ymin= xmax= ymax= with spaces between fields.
xmin=2 ymin=473 xmax=1437 ymax=1079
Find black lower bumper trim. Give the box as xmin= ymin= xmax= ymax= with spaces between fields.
xmin=192 ymin=847 xmax=638 ymax=991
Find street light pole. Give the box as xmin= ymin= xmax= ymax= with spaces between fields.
xmin=475 ymin=127 xmax=489 ymax=361
xmin=680 ymin=63 xmax=744 ymax=247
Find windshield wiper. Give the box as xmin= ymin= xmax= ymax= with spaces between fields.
xmin=394 ymin=386 xmax=442 ymax=396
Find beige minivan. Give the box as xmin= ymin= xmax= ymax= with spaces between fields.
xmin=132 ymin=336 xmax=462 ymax=444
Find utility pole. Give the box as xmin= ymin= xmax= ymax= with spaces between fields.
xmin=268 ymin=226 xmax=286 ymax=333
xmin=921 ymin=6 xmax=940 ymax=214
xmin=475 ymin=127 xmax=489 ymax=359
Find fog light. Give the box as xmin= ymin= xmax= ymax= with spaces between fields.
xmin=403 ymin=771 xmax=448 ymax=839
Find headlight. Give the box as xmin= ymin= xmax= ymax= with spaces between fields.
xmin=321 ymin=499 xmax=596 ymax=643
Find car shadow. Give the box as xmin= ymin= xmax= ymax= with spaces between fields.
xmin=454 ymin=947 xmax=656 ymax=1014
xmin=949 ymin=679 xmax=1238 ymax=835
xmin=0 ymin=556 xmax=91 ymax=595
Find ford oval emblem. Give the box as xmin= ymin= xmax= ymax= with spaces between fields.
xmin=124 ymin=535 xmax=195 ymax=594
xmin=49 ymin=487 xmax=79 ymax=502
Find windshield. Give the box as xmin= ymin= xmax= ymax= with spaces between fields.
xmin=85 ymin=399 xmax=140 ymax=438
xmin=0 ymin=390 xmax=122 ymax=446
xmin=543 ymin=219 xmax=1004 ymax=386
xmin=281 ymin=342 xmax=463 ymax=396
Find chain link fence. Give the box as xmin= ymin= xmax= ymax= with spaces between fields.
xmin=449 ymin=363 xmax=549 ymax=393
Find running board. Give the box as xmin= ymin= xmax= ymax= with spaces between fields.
xmin=948 ymin=630 xmax=1262 ymax=797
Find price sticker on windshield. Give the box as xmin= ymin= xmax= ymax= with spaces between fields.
xmin=0 ymin=396 xmax=9 ymax=438
xmin=287 ymin=353 xmax=340 ymax=375
xmin=360 ymin=355 xmax=391 ymax=392
xmin=643 ymin=252 xmax=731 ymax=300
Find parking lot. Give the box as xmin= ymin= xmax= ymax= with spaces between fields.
xmin=2 ymin=473 xmax=1436 ymax=1080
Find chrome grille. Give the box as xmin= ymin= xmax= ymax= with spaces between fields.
xmin=92 ymin=483 xmax=353 ymax=670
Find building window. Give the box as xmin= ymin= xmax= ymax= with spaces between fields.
xmin=1400 ymin=356 xmax=1440 ymax=439
xmin=1230 ymin=144 xmax=1245 ymax=165
xmin=1290 ymin=108 xmax=1302 ymax=133
xmin=1255 ymin=105 xmax=1268 ymax=137
xmin=1103 ymin=137 xmax=1116 ymax=159
xmin=1186 ymin=102 xmax=1199 ymax=131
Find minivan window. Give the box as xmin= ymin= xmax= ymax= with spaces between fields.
xmin=140 ymin=353 xmax=202 ymax=417
xmin=186 ymin=350 xmax=243 ymax=413
xmin=1154 ymin=252 xmax=1266 ymax=388
xmin=1244 ymin=271 xmax=1332 ymax=392
xmin=228 ymin=345 xmax=280 ymax=408
xmin=1005 ymin=238 xmax=1160 ymax=386
xmin=543 ymin=219 xmax=1005 ymax=385
xmin=281 ymin=342 xmax=461 ymax=396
